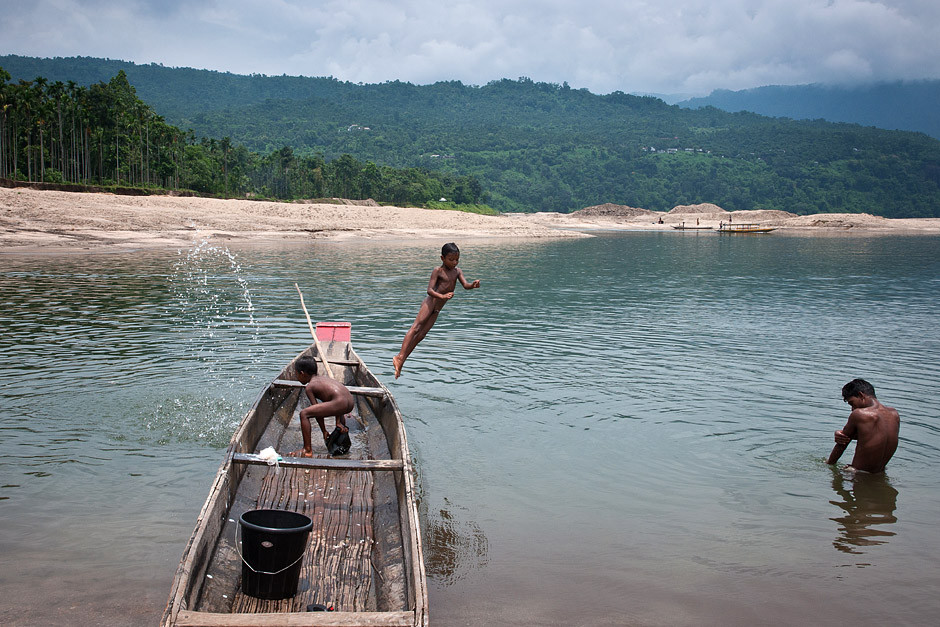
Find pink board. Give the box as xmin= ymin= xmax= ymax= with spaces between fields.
xmin=315 ymin=321 xmax=352 ymax=342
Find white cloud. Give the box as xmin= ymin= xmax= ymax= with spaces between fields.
xmin=1 ymin=0 xmax=939 ymax=95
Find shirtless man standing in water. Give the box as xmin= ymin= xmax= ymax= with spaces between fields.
xmin=827 ymin=379 xmax=900 ymax=473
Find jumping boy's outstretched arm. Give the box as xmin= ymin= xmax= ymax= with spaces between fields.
xmin=456 ymin=268 xmax=481 ymax=290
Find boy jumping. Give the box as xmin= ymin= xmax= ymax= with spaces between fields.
xmin=393 ymin=242 xmax=480 ymax=378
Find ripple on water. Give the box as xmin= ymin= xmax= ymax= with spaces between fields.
xmin=2 ymin=235 xmax=940 ymax=626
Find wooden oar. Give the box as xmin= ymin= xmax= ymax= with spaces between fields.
xmin=294 ymin=282 xmax=337 ymax=381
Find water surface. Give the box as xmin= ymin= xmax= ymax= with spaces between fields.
xmin=1 ymin=232 xmax=938 ymax=625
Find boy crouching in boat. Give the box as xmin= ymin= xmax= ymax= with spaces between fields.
xmin=393 ymin=242 xmax=481 ymax=378
xmin=291 ymin=357 xmax=354 ymax=458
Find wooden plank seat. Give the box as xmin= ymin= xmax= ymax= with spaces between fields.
xmin=271 ymin=380 xmax=386 ymax=398
xmin=232 ymin=453 xmax=404 ymax=471
xmin=325 ymin=359 xmax=362 ymax=367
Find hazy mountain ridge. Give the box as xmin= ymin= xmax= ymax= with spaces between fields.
xmin=679 ymin=82 xmax=940 ymax=140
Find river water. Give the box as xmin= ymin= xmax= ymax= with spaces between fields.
xmin=1 ymin=232 xmax=938 ymax=626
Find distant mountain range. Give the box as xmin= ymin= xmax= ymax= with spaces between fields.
xmin=678 ymin=82 xmax=940 ymax=140
xmin=4 ymin=55 xmax=936 ymax=139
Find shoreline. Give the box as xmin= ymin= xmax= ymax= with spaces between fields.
xmin=2 ymin=187 xmax=939 ymax=253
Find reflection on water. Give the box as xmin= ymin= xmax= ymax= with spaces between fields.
xmin=423 ymin=498 xmax=490 ymax=587
xmin=830 ymin=470 xmax=899 ymax=555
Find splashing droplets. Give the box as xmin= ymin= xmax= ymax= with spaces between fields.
xmin=156 ymin=238 xmax=268 ymax=444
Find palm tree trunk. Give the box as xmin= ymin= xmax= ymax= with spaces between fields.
xmin=27 ymin=130 xmax=33 ymax=182
xmin=39 ymin=129 xmax=45 ymax=181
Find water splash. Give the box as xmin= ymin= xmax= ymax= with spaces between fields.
xmin=149 ymin=237 xmax=268 ymax=444
xmin=144 ymin=394 xmax=246 ymax=448
xmin=174 ymin=237 xmax=257 ymax=328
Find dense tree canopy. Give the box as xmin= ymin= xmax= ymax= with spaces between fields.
xmin=180 ymin=78 xmax=939 ymax=216
xmin=0 ymin=66 xmax=485 ymax=208
xmin=3 ymin=55 xmax=940 ymax=217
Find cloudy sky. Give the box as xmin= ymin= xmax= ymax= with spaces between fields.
xmin=3 ymin=0 xmax=939 ymax=96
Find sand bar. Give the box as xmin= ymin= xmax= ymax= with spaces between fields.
xmin=2 ymin=188 xmax=939 ymax=252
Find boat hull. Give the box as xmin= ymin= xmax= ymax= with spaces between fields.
xmin=161 ymin=323 xmax=428 ymax=626
xmin=716 ymin=223 xmax=776 ymax=233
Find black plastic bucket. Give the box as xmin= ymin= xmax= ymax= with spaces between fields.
xmin=239 ymin=509 xmax=313 ymax=599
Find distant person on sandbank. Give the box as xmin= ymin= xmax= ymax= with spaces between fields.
xmin=826 ymin=378 xmax=899 ymax=473
xmin=291 ymin=357 xmax=354 ymax=457
xmin=393 ymin=242 xmax=481 ymax=378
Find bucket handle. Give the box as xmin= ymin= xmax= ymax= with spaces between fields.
xmin=235 ymin=521 xmax=308 ymax=576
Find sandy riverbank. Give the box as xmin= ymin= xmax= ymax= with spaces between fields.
xmin=558 ymin=202 xmax=940 ymax=233
xmin=2 ymin=188 xmax=939 ymax=252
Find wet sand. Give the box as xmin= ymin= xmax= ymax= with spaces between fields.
xmin=2 ymin=188 xmax=939 ymax=252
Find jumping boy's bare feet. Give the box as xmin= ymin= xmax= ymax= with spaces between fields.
xmin=392 ymin=354 xmax=403 ymax=378
xmin=289 ymin=449 xmax=313 ymax=458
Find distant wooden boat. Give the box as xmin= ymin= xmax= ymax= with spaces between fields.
xmin=717 ymin=222 xmax=776 ymax=234
xmin=672 ymin=223 xmax=714 ymax=230
xmin=161 ymin=321 xmax=428 ymax=627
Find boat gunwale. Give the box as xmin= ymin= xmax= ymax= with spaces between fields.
xmin=174 ymin=608 xmax=416 ymax=626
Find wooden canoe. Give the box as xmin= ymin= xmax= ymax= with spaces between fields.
xmin=161 ymin=322 xmax=429 ymax=627
xmin=716 ymin=222 xmax=776 ymax=233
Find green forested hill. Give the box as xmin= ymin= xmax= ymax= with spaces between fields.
xmin=3 ymin=54 xmax=940 ymax=217
xmin=0 ymin=55 xmax=349 ymax=116
xmin=0 ymin=64 xmax=484 ymax=207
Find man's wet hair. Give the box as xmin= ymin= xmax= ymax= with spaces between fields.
xmin=296 ymin=357 xmax=318 ymax=376
xmin=842 ymin=378 xmax=875 ymax=400
xmin=442 ymin=242 xmax=459 ymax=256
